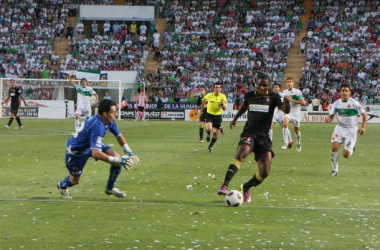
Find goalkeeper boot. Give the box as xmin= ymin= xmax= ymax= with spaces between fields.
xmin=208 ymin=147 xmax=213 ymax=153
xmin=57 ymin=183 xmax=72 ymax=199
xmin=105 ymin=188 xmax=126 ymax=198
xmin=240 ymin=184 xmax=251 ymax=203
xmin=15 ymin=126 xmax=23 ymax=129
xmin=217 ymin=184 xmax=228 ymax=195
xmin=4 ymin=125 xmax=10 ymax=129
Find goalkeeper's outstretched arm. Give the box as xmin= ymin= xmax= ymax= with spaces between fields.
xmin=116 ymin=133 xmax=140 ymax=166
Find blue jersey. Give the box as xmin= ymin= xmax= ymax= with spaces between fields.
xmin=66 ymin=115 xmax=121 ymax=156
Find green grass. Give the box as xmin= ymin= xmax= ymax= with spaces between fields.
xmin=1 ymin=118 xmax=380 ymax=250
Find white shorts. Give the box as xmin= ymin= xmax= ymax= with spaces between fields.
xmin=272 ymin=112 xmax=284 ymax=126
xmin=331 ymin=126 xmax=357 ymax=153
xmin=284 ymin=113 xmax=301 ymax=128
xmin=75 ymin=104 xmax=92 ymax=117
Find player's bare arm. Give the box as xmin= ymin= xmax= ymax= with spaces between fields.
xmin=20 ymin=94 xmax=27 ymax=106
xmin=325 ymin=115 xmax=335 ymax=123
xmin=200 ymin=98 xmax=206 ymax=115
xmin=280 ymin=96 xmax=290 ymax=114
xmin=289 ymin=96 xmax=306 ymax=105
xmin=359 ymin=112 xmax=368 ymax=135
xmin=230 ymin=100 xmax=248 ymax=129
xmin=219 ymin=99 xmax=227 ymax=111
xmin=92 ymin=149 xmax=123 ymax=166
xmin=2 ymin=95 xmax=10 ymax=104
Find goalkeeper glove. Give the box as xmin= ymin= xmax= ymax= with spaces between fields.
xmin=123 ymin=144 xmax=140 ymax=166
xmin=120 ymin=155 xmax=134 ymax=170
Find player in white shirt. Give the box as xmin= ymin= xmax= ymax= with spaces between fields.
xmin=70 ymin=77 xmax=98 ymax=130
xmin=325 ymin=83 xmax=367 ymax=176
xmin=282 ymin=78 xmax=305 ymax=152
xmin=269 ymin=83 xmax=284 ymax=143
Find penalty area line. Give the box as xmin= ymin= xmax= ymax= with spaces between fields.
xmin=1 ymin=198 xmax=380 ymax=212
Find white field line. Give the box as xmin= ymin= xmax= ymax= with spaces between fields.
xmin=1 ymin=198 xmax=380 ymax=212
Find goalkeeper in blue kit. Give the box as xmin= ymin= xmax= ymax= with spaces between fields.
xmin=57 ymin=99 xmax=140 ymax=199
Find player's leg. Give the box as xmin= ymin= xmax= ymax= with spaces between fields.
xmin=269 ymin=121 xmax=275 ymax=142
xmin=241 ymin=151 xmax=272 ymax=194
xmin=330 ymin=127 xmax=343 ymax=176
xmin=141 ymin=107 xmax=146 ymax=121
xmin=208 ymin=115 xmax=222 ymax=152
xmin=342 ymin=132 xmax=357 ymax=158
xmin=241 ymin=137 xmax=273 ymax=202
xmin=293 ymin=120 xmax=301 ymax=152
xmin=205 ymin=115 xmax=212 ymax=142
xmin=218 ymin=137 xmax=252 ymax=195
xmin=103 ymin=146 xmax=126 ymax=198
xmin=136 ymin=107 xmax=140 ymax=121
xmin=197 ymin=120 xmax=205 ymax=143
xmin=57 ymin=152 xmax=90 ymax=199
xmin=282 ymin=116 xmax=291 ymax=149
xmin=13 ymin=107 xmax=23 ymax=129
xmin=85 ymin=104 xmax=92 ymax=120
xmin=15 ymin=115 xmax=23 ymax=128
xmin=74 ymin=106 xmax=83 ymax=129
xmin=5 ymin=112 xmax=15 ymax=128
xmin=330 ymin=142 xmax=340 ymax=176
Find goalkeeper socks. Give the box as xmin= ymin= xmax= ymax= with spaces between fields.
xmin=8 ymin=117 xmax=14 ymax=126
xmin=269 ymin=129 xmax=273 ymax=141
xmin=136 ymin=111 xmax=141 ymax=120
xmin=331 ymin=152 xmax=339 ymax=172
xmin=142 ymin=111 xmax=145 ymax=121
xmin=223 ymin=159 xmax=241 ymax=186
xmin=60 ymin=176 xmax=74 ymax=189
xmin=199 ymin=128 xmax=204 ymax=140
xmin=296 ymin=132 xmax=301 ymax=145
xmin=243 ymin=172 xmax=265 ymax=190
xmin=16 ymin=117 xmax=22 ymax=126
xmin=209 ymin=137 xmax=217 ymax=148
xmin=106 ymin=165 xmax=122 ymax=190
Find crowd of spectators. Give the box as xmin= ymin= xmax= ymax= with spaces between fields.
xmin=0 ymin=0 xmax=70 ymax=81
xmin=0 ymin=0 xmax=118 ymax=101
xmin=142 ymin=0 xmax=305 ymax=104
xmin=297 ymin=0 xmax=380 ymax=106
xmin=64 ymin=20 xmax=157 ymax=72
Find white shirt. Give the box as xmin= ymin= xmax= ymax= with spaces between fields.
xmin=75 ymin=84 xmax=96 ymax=106
xmin=329 ymin=97 xmax=365 ymax=130
xmin=283 ymin=88 xmax=304 ymax=117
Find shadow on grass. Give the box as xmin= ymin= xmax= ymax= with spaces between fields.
xmin=21 ymin=196 xmax=228 ymax=207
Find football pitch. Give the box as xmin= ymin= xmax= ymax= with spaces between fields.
xmin=0 ymin=118 xmax=379 ymax=250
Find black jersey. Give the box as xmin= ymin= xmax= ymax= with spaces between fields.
xmin=242 ymin=90 xmax=283 ymax=136
xmin=9 ymin=87 xmax=22 ymax=104
xmin=196 ymin=95 xmax=207 ymax=113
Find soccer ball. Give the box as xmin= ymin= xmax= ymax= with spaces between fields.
xmin=225 ymin=190 xmax=243 ymax=207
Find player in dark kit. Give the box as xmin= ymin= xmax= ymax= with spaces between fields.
xmin=195 ymin=86 xmax=207 ymax=143
xmin=2 ymin=79 xmax=27 ymax=129
xmin=217 ymin=74 xmax=290 ymax=202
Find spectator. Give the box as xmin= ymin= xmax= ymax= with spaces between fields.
xmin=66 ymin=23 xmax=74 ymax=39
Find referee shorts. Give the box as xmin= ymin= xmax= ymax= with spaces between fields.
xmin=206 ymin=113 xmax=222 ymax=129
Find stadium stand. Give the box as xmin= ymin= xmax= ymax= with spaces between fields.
xmin=141 ymin=0 xmax=306 ymax=104
xmin=298 ymin=0 xmax=380 ymax=106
